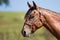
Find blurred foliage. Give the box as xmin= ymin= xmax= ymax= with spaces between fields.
xmin=0 ymin=0 xmax=2 ymax=5
xmin=0 ymin=0 xmax=9 ymax=5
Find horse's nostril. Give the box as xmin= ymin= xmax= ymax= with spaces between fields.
xmin=23 ymin=31 xmax=26 ymax=37
xmin=24 ymin=31 xmax=26 ymax=34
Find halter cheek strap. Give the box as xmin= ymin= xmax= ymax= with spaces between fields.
xmin=39 ymin=12 xmax=42 ymax=22
xmin=39 ymin=12 xmax=46 ymax=24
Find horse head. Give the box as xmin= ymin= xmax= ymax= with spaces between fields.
xmin=21 ymin=1 xmax=45 ymax=37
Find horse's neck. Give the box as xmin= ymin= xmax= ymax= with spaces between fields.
xmin=40 ymin=8 xmax=60 ymax=39
xmin=40 ymin=8 xmax=60 ymax=18
xmin=44 ymin=22 xmax=60 ymax=39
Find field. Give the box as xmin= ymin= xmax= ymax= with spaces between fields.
xmin=0 ymin=12 xmax=57 ymax=40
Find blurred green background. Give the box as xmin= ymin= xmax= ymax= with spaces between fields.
xmin=0 ymin=12 xmax=57 ymax=40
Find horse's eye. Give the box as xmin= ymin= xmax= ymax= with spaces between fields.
xmin=29 ymin=15 xmax=34 ymax=19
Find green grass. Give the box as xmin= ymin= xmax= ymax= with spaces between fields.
xmin=0 ymin=12 xmax=57 ymax=40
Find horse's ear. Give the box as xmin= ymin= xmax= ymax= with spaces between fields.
xmin=27 ymin=2 xmax=32 ymax=8
xmin=33 ymin=1 xmax=39 ymax=10
xmin=33 ymin=1 xmax=37 ymax=7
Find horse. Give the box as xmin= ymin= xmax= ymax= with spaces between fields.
xmin=21 ymin=1 xmax=60 ymax=40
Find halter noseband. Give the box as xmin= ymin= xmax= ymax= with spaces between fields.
xmin=24 ymin=22 xmax=32 ymax=27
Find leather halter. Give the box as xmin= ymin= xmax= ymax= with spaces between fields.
xmin=24 ymin=12 xmax=42 ymax=27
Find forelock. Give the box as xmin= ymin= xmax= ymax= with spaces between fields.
xmin=24 ymin=7 xmax=35 ymax=19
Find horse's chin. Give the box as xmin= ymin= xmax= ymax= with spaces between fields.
xmin=25 ymin=34 xmax=31 ymax=37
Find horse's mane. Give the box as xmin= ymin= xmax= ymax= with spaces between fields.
xmin=39 ymin=7 xmax=60 ymax=14
xmin=25 ymin=7 xmax=60 ymax=19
